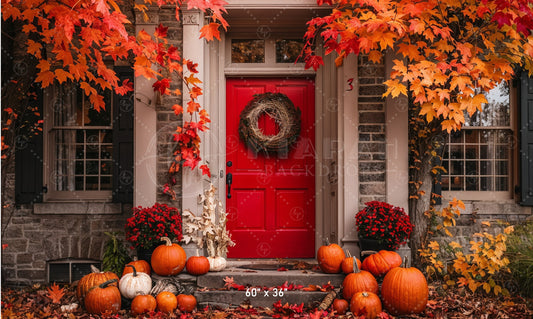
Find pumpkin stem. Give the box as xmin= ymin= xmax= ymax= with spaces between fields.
xmin=362 ymin=291 xmax=369 ymax=297
xmin=90 ymin=265 xmax=101 ymax=273
xmin=324 ymin=237 xmax=330 ymax=246
xmin=126 ymin=264 xmax=138 ymax=277
xmin=352 ymin=256 xmax=360 ymax=273
xmin=99 ymin=278 xmax=118 ymax=289
xmin=402 ymin=256 xmax=409 ymax=268
xmin=360 ymin=250 xmax=377 ymax=256
xmin=160 ymin=236 xmax=172 ymax=246
xmin=346 ymin=250 xmax=352 ymax=258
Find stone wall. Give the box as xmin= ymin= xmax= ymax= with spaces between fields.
xmin=357 ymin=55 xmax=387 ymax=209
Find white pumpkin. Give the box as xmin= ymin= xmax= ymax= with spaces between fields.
xmin=207 ymin=256 xmax=227 ymax=272
xmin=119 ymin=265 xmax=152 ymax=299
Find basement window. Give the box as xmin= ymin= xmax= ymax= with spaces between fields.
xmin=47 ymin=258 xmax=101 ymax=283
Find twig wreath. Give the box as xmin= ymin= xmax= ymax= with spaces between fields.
xmin=238 ymin=92 xmax=301 ymax=154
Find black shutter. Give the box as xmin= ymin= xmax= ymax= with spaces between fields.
xmin=112 ymin=66 xmax=134 ymax=203
xmin=521 ymin=72 xmax=533 ymax=206
xmin=15 ymin=85 xmax=44 ymax=204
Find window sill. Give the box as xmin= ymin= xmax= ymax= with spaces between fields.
xmin=34 ymin=202 xmax=124 ymax=215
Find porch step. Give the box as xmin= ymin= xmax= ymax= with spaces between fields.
xmin=193 ymin=260 xmax=344 ymax=308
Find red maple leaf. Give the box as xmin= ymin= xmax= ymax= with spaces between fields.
xmin=199 ymin=23 xmax=221 ymax=41
xmin=155 ymin=23 xmax=168 ymax=38
xmin=199 ymin=164 xmax=211 ymax=177
xmin=153 ymin=78 xmax=171 ymax=94
xmin=305 ymin=55 xmax=324 ymax=71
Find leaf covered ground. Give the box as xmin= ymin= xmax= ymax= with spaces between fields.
xmin=2 ymin=282 xmax=532 ymax=319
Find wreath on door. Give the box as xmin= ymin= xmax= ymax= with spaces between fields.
xmin=238 ymin=92 xmax=301 ymax=154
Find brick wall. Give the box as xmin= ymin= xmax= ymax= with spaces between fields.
xmin=357 ymin=55 xmax=387 ymax=209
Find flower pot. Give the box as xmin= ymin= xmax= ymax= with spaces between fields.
xmin=358 ymin=237 xmax=391 ymax=252
xmin=136 ymin=245 xmax=157 ymax=263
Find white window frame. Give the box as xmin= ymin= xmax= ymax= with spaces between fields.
xmin=43 ymin=85 xmax=114 ymax=202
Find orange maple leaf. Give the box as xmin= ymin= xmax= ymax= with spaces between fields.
xmin=46 ymin=283 xmax=65 ymax=304
xmin=199 ymin=22 xmax=221 ymax=41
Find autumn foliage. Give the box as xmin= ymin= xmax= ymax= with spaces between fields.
xmin=1 ymin=0 xmax=228 ymax=180
xmin=304 ymin=0 xmax=533 ymax=132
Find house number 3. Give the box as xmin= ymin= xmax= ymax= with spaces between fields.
xmin=346 ymin=78 xmax=354 ymax=91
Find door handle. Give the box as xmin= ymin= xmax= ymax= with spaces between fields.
xmin=226 ymin=172 xmax=233 ymax=199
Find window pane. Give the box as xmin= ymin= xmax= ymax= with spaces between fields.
xmin=464 ymin=81 xmax=510 ymax=127
xmin=496 ymin=177 xmax=508 ymax=191
xmin=86 ymin=161 xmax=99 ymax=175
xmin=101 ymin=177 xmax=112 ymax=190
xmin=276 ymin=39 xmax=305 ymax=63
xmin=86 ymin=176 xmax=99 ymax=190
xmin=231 ymin=39 xmax=265 ymax=63
xmin=101 ymin=161 xmax=112 ymax=174
xmin=75 ymin=176 xmax=84 ymax=190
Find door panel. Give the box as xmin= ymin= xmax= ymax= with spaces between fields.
xmin=226 ymin=78 xmax=315 ymax=258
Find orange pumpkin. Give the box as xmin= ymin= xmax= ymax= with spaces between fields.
xmin=342 ymin=257 xmax=379 ymax=301
xmin=186 ymin=255 xmax=210 ymax=276
xmin=341 ymin=250 xmax=361 ymax=274
xmin=76 ymin=265 xmax=119 ymax=304
xmin=151 ymin=237 xmax=187 ymax=276
xmin=350 ymin=291 xmax=382 ymax=319
xmin=361 ymin=250 xmax=402 ymax=277
xmin=156 ymin=291 xmax=178 ymax=313
xmin=122 ymin=258 xmax=151 ymax=277
xmin=381 ymin=262 xmax=428 ymax=316
xmin=317 ymin=241 xmax=345 ymax=274
xmin=332 ymin=298 xmax=349 ymax=315
xmin=131 ymin=294 xmax=157 ymax=315
xmin=177 ymin=294 xmax=197 ymax=312
xmin=84 ymin=279 xmax=121 ymax=315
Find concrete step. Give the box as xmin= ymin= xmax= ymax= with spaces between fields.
xmin=195 ymin=290 xmax=329 ymax=309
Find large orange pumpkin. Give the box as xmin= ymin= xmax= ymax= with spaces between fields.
xmin=381 ymin=262 xmax=428 ymax=315
xmin=156 ymin=291 xmax=178 ymax=313
xmin=177 ymin=294 xmax=197 ymax=312
xmin=151 ymin=237 xmax=187 ymax=276
xmin=186 ymin=255 xmax=210 ymax=276
xmin=361 ymin=250 xmax=402 ymax=277
xmin=317 ymin=241 xmax=345 ymax=274
xmin=350 ymin=291 xmax=382 ymax=319
xmin=84 ymin=279 xmax=121 ymax=315
xmin=131 ymin=294 xmax=157 ymax=315
xmin=76 ymin=265 xmax=119 ymax=304
xmin=341 ymin=250 xmax=361 ymax=274
xmin=122 ymin=258 xmax=151 ymax=276
xmin=342 ymin=257 xmax=379 ymax=300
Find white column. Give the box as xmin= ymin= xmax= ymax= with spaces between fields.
xmin=338 ymin=54 xmax=359 ymax=252
xmin=181 ymin=9 xmax=207 ymax=213
xmin=134 ymin=8 xmax=158 ymax=207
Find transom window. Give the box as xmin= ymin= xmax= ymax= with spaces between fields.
xmin=441 ymin=81 xmax=514 ymax=198
xmin=230 ymin=38 xmax=305 ymax=64
xmin=46 ymin=84 xmax=113 ymax=200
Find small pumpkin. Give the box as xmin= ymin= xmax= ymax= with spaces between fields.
xmin=186 ymin=254 xmax=210 ymax=276
xmin=131 ymin=294 xmax=157 ymax=315
xmin=156 ymin=291 xmax=178 ymax=313
xmin=122 ymin=257 xmax=151 ymax=277
xmin=177 ymin=294 xmax=197 ymax=312
xmin=207 ymin=256 xmax=227 ymax=272
xmin=350 ymin=291 xmax=382 ymax=319
xmin=342 ymin=257 xmax=379 ymax=301
xmin=361 ymin=250 xmax=402 ymax=277
xmin=317 ymin=240 xmax=346 ymax=274
xmin=341 ymin=250 xmax=361 ymax=274
xmin=119 ymin=265 xmax=152 ymax=299
xmin=151 ymin=237 xmax=187 ymax=276
xmin=76 ymin=265 xmax=119 ymax=304
xmin=381 ymin=259 xmax=428 ymax=316
xmin=332 ymin=298 xmax=349 ymax=315
xmin=84 ymin=279 xmax=121 ymax=315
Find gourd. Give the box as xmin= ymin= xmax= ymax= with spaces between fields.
xmin=177 ymin=294 xmax=197 ymax=312
xmin=151 ymin=237 xmax=187 ymax=276
xmin=119 ymin=265 xmax=152 ymax=299
xmin=131 ymin=294 xmax=157 ymax=315
xmin=122 ymin=258 xmax=151 ymax=276
xmin=317 ymin=240 xmax=345 ymax=274
xmin=350 ymin=291 xmax=382 ymax=319
xmin=341 ymin=250 xmax=361 ymax=274
xmin=381 ymin=259 xmax=429 ymax=316
xmin=342 ymin=257 xmax=379 ymax=300
xmin=186 ymin=254 xmax=210 ymax=276
xmin=84 ymin=279 xmax=121 ymax=314
xmin=156 ymin=291 xmax=178 ymax=313
xmin=207 ymin=256 xmax=227 ymax=272
xmin=76 ymin=265 xmax=119 ymax=304
xmin=361 ymin=250 xmax=402 ymax=277
xmin=332 ymin=298 xmax=349 ymax=315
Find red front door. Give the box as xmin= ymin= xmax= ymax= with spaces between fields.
xmin=226 ymin=78 xmax=315 ymax=258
